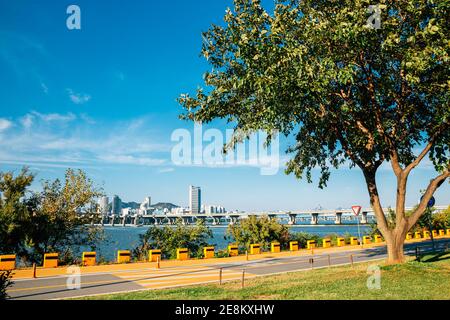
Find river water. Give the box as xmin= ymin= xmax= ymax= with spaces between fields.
xmin=91 ymin=224 xmax=371 ymax=261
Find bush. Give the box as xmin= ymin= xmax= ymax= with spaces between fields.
xmin=226 ymin=215 xmax=290 ymax=251
xmin=133 ymin=219 xmax=213 ymax=260
xmin=288 ymin=232 xmax=321 ymax=249
xmin=0 ymin=270 xmax=13 ymax=300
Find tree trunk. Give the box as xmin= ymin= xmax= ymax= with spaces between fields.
xmin=384 ymin=230 xmax=407 ymax=264
xmin=363 ymin=168 xmax=409 ymax=264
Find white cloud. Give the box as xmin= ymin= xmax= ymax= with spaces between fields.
xmin=0 ymin=118 xmax=13 ymax=132
xmin=31 ymin=111 xmax=76 ymax=122
xmin=20 ymin=114 xmax=34 ymax=128
xmin=40 ymin=82 xmax=48 ymax=94
xmin=98 ymin=155 xmax=166 ymax=166
xmin=0 ymin=113 xmax=170 ymax=170
xmin=158 ymin=167 xmax=175 ymax=173
xmin=66 ymin=88 xmax=91 ymax=105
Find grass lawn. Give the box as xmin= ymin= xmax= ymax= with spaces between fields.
xmin=76 ymin=252 xmax=450 ymax=300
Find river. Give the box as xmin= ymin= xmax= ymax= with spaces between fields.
xmin=88 ymin=224 xmax=371 ymax=261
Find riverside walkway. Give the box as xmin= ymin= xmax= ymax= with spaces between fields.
xmin=6 ymin=236 xmax=450 ymax=300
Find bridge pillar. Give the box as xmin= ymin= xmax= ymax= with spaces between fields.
xmin=229 ymin=216 xmax=239 ymax=225
xmin=288 ymin=214 xmax=297 ymax=225
xmin=335 ymin=212 xmax=343 ymax=225
xmin=154 ymin=217 xmax=159 ymax=225
xmin=168 ymin=217 xmax=176 ymax=225
xmin=196 ymin=216 xmax=206 ymax=224
xmin=311 ymin=213 xmax=319 ymax=225
xmin=182 ymin=216 xmax=191 ymax=225
xmin=110 ymin=216 xmax=115 ymax=226
xmin=212 ymin=216 xmax=221 ymax=225
xmin=361 ymin=211 xmax=368 ymax=224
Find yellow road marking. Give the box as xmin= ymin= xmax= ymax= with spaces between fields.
xmin=8 ymin=269 xmax=255 ymax=293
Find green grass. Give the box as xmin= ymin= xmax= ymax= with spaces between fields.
xmin=76 ymin=252 xmax=450 ymax=300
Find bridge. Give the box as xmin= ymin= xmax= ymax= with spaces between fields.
xmin=96 ymin=205 xmax=447 ymax=227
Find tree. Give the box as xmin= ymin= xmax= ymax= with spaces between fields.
xmin=25 ymin=169 xmax=105 ymax=264
xmin=226 ymin=215 xmax=290 ymax=250
xmin=430 ymin=206 xmax=450 ymax=230
xmin=0 ymin=270 xmax=13 ymax=300
xmin=178 ymin=0 xmax=449 ymax=263
xmin=413 ymin=205 xmax=450 ymax=231
xmin=133 ymin=219 xmax=213 ymax=260
xmin=0 ymin=167 xmax=105 ymax=265
xmin=0 ymin=168 xmax=34 ymax=255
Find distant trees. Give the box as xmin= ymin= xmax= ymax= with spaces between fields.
xmin=0 ymin=167 xmax=105 ymax=265
xmin=226 ymin=215 xmax=290 ymax=251
xmin=133 ymin=219 xmax=213 ymax=260
xmin=369 ymin=205 xmax=450 ymax=236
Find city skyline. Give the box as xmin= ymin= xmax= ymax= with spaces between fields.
xmin=0 ymin=0 xmax=448 ymax=212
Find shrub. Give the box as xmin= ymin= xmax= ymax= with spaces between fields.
xmin=0 ymin=270 xmax=13 ymax=300
xmin=226 ymin=215 xmax=290 ymax=251
xmin=133 ymin=219 xmax=213 ymax=260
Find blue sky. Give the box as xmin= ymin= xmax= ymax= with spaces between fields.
xmin=0 ymin=0 xmax=448 ymax=211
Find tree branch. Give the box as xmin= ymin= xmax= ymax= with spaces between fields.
xmin=362 ymin=169 xmax=390 ymax=233
xmin=404 ymin=142 xmax=433 ymax=176
xmin=407 ymin=168 xmax=450 ymax=229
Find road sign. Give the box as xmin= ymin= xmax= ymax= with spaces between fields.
xmin=420 ymin=196 xmax=435 ymax=208
xmin=352 ymin=206 xmax=362 ymax=216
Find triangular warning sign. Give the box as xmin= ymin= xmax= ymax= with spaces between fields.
xmin=352 ymin=206 xmax=362 ymax=216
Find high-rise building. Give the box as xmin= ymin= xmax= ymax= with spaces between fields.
xmin=112 ymin=195 xmax=122 ymax=215
xmin=99 ymin=196 xmax=109 ymax=214
xmin=189 ymin=186 xmax=201 ymax=214
xmin=140 ymin=196 xmax=151 ymax=210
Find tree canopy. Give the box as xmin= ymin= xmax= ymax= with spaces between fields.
xmin=0 ymin=168 xmax=104 ymax=264
xmin=178 ymin=0 xmax=449 ymax=263
xmin=133 ymin=219 xmax=213 ymax=260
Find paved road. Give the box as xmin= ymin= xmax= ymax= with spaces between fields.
xmin=7 ymin=239 xmax=449 ymax=300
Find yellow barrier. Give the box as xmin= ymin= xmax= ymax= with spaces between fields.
xmin=82 ymin=252 xmax=96 ymax=266
xmin=423 ymin=231 xmax=430 ymax=239
xmin=307 ymin=240 xmax=316 ymax=249
xmin=43 ymin=253 xmax=58 ymax=268
xmin=289 ymin=241 xmax=299 ymax=251
xmin=117 ymin=250 xmax=131 ymax=263
xmin=250 ymin=244 xmax=261 ymax=255
xmin=406 ymin=233 xmax=412 ymax=240
xmin=0 ymin=254 xmax=16 ymax=270
xmin=414 ymin=232 xmax=421 ymax=239
xmin=350 ymin=237 xmax=359 ymax=246
xmin=177 ymin=248 xmax=189 ymax=260
xmin=374 ymin=235 xmax=383 ymax=243
xmin=203 ymin=247 xmax=215 ymax=259
xmin=438 ymin=230 xmax=445 ymax=237
xmin=363 ymin=236 xmax=371 ymax=245
xmin=337 ymin=238 xmax=346 ymax=247
xmin=432 ymin=230 xmax=438 ymax=238
xmin=228 ymin=245 xmax=238 ymax=257
xmin=148 ymin=249 xmax=161 ymax=262
xmin=447 ymin=229 xmax=450 ymax=236
xmin=322 ymin=239 xmax=331 ymax=248
xmin=271 ymin=242 xmax=281 ymax=253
